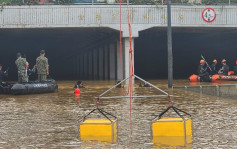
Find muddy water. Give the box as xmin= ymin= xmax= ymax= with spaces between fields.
xmin=0 ymin=80 xmax=237 ymax=148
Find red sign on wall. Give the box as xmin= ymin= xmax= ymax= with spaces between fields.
xmin=202 ymin=8 xmax=216 ymax=23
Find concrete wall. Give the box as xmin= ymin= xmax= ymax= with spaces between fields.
xmin=98 ymin=47 xmax=104 ymax=80
xmin=1 ymin=5 xmax=237 ymax=37
xmin=175 ymin=84 xmax=237 ymax=99
xmin=72 ymin=39 xmax=133 ymax=80
xmin=109 ymin=43 xmax=116 ymax=80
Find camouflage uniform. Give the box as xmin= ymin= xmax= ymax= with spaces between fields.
xmin=36 ymin=55 xmax=49 ymax=82
xmin=15 ymin=57 xmax=28 ymax=83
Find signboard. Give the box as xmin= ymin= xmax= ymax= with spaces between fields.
xmin=202 ymin=8 xmax=216 ymax=23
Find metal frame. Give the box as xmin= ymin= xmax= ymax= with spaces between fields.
xmin=98 ymin=75 xmax=168 ymax=99
xmin=151 ymin=106 xmax=192 ymax=144
xmin=78 ymin=107 xmax=117 ymax=123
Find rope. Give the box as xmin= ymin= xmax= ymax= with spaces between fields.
xmin=119 ymin=0 xmax=134 ymax=138
xmin=96 ymin=97 xmax=101 ymax=108
xmin=119 ymin=0 xmax=129 ymax=96
xmin=127 ymin=0 xmax=134 ymax=138
xmin=168 ymin=95 xmax=173 ymax=106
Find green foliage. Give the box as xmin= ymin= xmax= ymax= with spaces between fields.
xmin=202 ymin=0 xmax=237 ymax=4
xmin=0 ymin=0 xmax=236 ymax=5
xmin=56 ymin=0 xmax=73 ymax=4
xmin=129 ymin=0 xmax=189 ymax=4
xmin=0 ymin=0 xmax=38 ymax=5
xmin=0 ymin=0 xmax=11 ymax=4
xmin=129 ymin=0 xmax=158 ymax=4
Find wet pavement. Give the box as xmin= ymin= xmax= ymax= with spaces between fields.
xmin=0 ymin=80 xmax=237 ymax=148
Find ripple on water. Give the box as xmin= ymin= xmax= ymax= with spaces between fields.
xmin=0 ymin=80 xmax=237 ymax=148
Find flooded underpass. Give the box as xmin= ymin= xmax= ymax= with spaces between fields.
xmin=0 ymin=80 xmax=237 ymax=148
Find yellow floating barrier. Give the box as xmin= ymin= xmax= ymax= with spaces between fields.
xmin=78 ymin=108 xmax=117 ymax=143
xmin=152 ymin=117 xmax=192 ymax=137
xmin=152 ymin=136 xmax=192 ymax=147
xmin=79 ymin=118 xmax=117 ymax=142
xmin=151 ymin=106 xmax=192 ymax=146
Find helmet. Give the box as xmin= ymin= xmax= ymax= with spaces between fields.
xmin=40 ymin=50 xmax=45 ymax=54
xmin=200 ymin=60 xmax=205 ymax=64
xmin=221 ymin=59 xmax=226 ymax=63
xmin=16 ymin=52 xmax=22 ymax=57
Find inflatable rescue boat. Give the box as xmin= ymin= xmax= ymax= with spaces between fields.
xmin=0 ymin=79 xmax=58 ymax=95
xmin=189 ymin=71 xmax=237 ymax=82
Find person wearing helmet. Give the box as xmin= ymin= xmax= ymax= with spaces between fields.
xmin=74 ymin=80 xmax=85 ymax=88
xmin=233 ymin=60 xmax=237 ymax=75
xmin=116 ymin=81 xmax=124 ymax=88
xmin=218 ymin=59 xmax=229 ymax=75
xmin=210 ymin=59 xmax=218 ymax=75
xmin=197 ymin=60 xmax=210 ymax=82
xmin=15 ymin=52 xmax=28 ymax=83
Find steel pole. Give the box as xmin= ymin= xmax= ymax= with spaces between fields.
xmin=167 ymin=0 xmax=173 ymax=88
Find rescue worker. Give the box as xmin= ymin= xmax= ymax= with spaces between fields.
xmin=0 ymin=64 xmax=7 ymax=85
xmin=22 ymin=53 xmax=29 ymax=82
xmin=234 ymin=60 xmax=237 ymax=75
xmin=28 ymin=65 xmax=37 ymax=81
xmin=139 ymin=82 xmax=151 ymax=87
xmin=210 ymin=59 xmax=218 ymax=75
xmin=197 ymin=60 xmax=210 ymax=82
xmin=15 ymin=52 xmax=28 ymax=83
xmin=74 ymin=80 xmax=85 ymax=88
xmin=218 ymin=59 xmax=229 ymax=75
xmin=116 ymin=81 xmax=124 ymax=88
xmin=36 ymin=50 xmax=49 ymax=82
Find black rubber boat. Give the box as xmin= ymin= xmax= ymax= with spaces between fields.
xmin=0 ymin=79 xmax=58 ymax=95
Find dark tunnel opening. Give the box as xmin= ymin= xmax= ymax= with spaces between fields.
xmin=0 ymin=28 xmax=119 ymax=81
xmin=1 ymin=27 xmax=237 ymax=81
xmin=135 ymin=27 xmax=237 ymax=79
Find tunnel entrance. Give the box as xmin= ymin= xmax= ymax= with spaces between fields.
xmin=135 ymin=27 xmax=237 ymax=79
xmin=0 ymin=28 xmax=119 ymax=81
xmin=1 ymin=27 xmax=237 ymax=81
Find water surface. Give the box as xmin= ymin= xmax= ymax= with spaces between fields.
xmin=0 ymin=80 xmax=237 ymax=148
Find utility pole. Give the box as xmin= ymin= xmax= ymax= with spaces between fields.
xmin=167 ymin=0 xmax=173 ymax=88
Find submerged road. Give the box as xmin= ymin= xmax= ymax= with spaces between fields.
xmin=0 ymin=80 xmax=237 ymax=148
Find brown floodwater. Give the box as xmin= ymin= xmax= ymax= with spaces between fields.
xmin=0 ymin=80 xmax=237 ymax=148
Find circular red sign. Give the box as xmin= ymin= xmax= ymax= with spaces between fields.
xmin=202 ymin=8 xmax=216 ymax=23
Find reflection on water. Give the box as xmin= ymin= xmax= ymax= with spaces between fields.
xmin=152 ymin=136 xmax=192 ymax=148
xmin=0 ymin=80 xmax=237 ymax=148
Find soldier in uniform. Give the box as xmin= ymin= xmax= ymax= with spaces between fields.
xmin=15 ymin=52 xmax=28 ymax=83
xmin=36 ymin=50 xmax=49 ymax=82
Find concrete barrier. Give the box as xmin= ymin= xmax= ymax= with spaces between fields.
xmin=174 ymin=84 xmax=237 ymax=99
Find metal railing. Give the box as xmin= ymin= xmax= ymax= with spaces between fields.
xmin=1 ymin=0 xmax=237 ymax=6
